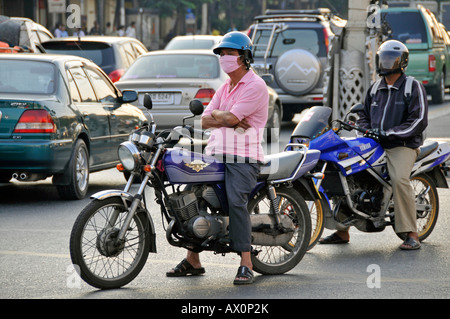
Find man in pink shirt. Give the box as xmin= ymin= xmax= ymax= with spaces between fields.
xmin=166 ymin=32 xmax=269 ymax=285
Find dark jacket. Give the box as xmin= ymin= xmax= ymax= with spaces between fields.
xmin=357 ymin=73 xmax=428 ymax=149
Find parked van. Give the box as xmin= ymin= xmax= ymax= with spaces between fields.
xmin=381 ymin=5 xmax=450 ymax=103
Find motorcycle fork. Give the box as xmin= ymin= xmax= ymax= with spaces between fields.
xmin=115 ymin=146 xmax=162 ymax=244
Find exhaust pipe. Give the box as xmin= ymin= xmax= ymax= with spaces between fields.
xmin=12 ymin=172 xmax=47 ymax=182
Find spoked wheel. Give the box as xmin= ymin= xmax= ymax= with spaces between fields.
xmin=411 ymin=174 xmax=439 ymax=241
xmin=307 ymin=197 xmax=325 ymax=250
xmin=70 ymin=197 xmax=151 ymax=289
xmin=248 ymin=187 xmax=311 ymax=275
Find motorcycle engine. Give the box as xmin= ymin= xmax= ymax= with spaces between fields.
xmin=352 ymin=189 xmax=383 ymax=214
xmin=167 ymin=187 xmax=225 ymax=239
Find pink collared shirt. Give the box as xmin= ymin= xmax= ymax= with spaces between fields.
xmin=202 ymin=70 xmax=269 ymax=162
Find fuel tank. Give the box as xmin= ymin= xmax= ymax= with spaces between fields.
xmin=163 ymin=148 xmax=225 ymax=184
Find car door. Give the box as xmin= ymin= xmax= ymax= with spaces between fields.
xmin=67 ymin=64 xmax=111 ymax=168
xmin=84 ymin=66 xmax=136 ymax=158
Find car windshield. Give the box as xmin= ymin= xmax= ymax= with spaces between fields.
xmin=0 ymin=60 xmax=56 ymax=94
xmin=43 ymin=42 xmax=115 ymax=67
xmin=165 ymin=39 xmax=216 ymax=50
xmin=122 ymin=54 xmax=219 ymax=79
xmin=251 ymin=27 xmax=324 ymax=57
xmin=383 ymin=11 xmax=427 ymax=44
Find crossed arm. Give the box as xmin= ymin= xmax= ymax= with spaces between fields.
xmin=202 ymin=110 xmax=251 ymax=130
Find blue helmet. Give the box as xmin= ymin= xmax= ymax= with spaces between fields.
xmin=213 ymin=31 xmax=254 ymax=64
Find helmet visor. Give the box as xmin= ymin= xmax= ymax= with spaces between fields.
xmin=377 ymin=51 xmax=402 ymax=72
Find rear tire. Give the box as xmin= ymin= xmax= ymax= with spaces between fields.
xmin=248 ymin=186 xmax=311 ymax=275
xmin=56 ymin=139 xmax=89 ymax=200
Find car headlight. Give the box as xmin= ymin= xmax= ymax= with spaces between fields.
xmin=118 ymin=141 xmax=141 ymax=171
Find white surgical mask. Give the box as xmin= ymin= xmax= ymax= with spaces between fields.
xmin=219 ymin=55 xmax=241 ymax=73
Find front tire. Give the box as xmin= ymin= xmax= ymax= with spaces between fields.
xmin=70 ymin=197 xmax=151 ymax=289
xmin=248 ymin=187 xmax=311 ymax=275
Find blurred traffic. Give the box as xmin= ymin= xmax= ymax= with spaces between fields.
xmin=2 ymin=0 xmax=450 ymax=198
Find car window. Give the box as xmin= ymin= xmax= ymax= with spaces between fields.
xmin=252 ymin=28 xmax=323 ymax=57
xmin=67 ymin=70 xmax=81 ymax=102
xmin=122 ymin=42 xmax=137 ymax=65
xmin=0 ymin=60 xmax=55 ymax=94
xmin=122 ymin=54 xmax=219 ymax=79
xmin=43 ymin=42 xmax=115 ymax=68
xmin=165 ymin=39 xmax=216 ymax=50
xmin=383 ymin=11 xmax=427 ymax=44
xmin=69 ymin=66 xmax=97 ymax=102
xmin=84 ymin=68 xmax=118 ymax=103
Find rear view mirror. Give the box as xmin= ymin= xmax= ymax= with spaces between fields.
xmin=122 ymin=90 xmax=138 ymax=103
xmin=349 ymin=103 xmax=364 ymax=113
xmin=143 ymin=93 xmax=153 ymax=110
xmin=189 ymin=100 xmax=204 ymax=116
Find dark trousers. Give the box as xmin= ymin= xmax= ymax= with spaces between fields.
xmin=224 ymin=162 xmax=260 ymax=252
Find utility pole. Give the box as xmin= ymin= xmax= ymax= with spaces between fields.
xmin=334 ymin=0 xmax=371 ymax=119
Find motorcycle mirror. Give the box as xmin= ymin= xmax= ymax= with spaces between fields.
xmin=143 ymin=93 xmax=153 ymax=110
xmin=349 ymin=103 xmax=364 ymax=114
xmin=189 ymin=100 xmax=204 ymax=116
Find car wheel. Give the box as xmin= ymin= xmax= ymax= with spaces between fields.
xmin=267 ymin=105 xmax=281 ymax=143
xmin=56 ymin=139 xmax=89 ymax=200
xmin=431 ymin=72 xmax=445 ymax=104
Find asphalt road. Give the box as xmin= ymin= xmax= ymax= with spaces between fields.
xmin=1 ymin=100 xmax=450 ymax=303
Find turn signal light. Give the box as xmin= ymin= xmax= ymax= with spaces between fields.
xmin=143 ymin=165 xmax=152 ymax=172
xmin=116 ymin=163 xmax=124 ymax=171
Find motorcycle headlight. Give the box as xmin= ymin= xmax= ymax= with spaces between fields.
xmin=118 ymin=141 xmax=141 ymax=171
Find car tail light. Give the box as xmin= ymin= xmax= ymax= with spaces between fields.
xmin=108 ymin=69 xmax=125 ymax=82
xmin=323 ymin=28 xmax=329 ymax=53
xmin=194 ymin=88 xmax=216 ymax=106
xmin=14 ymin=110 xmax=56 ymax=133
xmin=429 ymin=55 xmax=436 ymax=72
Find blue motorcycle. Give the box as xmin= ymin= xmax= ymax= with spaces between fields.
xmin=289 ymin=104 xmax=450 ymax=249
xmin=70 ymin=95 xmax=320 ymax=289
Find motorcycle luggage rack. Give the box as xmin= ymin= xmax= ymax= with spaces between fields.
xmin=269 ymin=143 xmax=308 ymax=184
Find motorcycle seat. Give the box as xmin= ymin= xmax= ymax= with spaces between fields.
xmin=416 ymin=140 xmax=439 ymax=161
xmin=258 ymin=151 xmax=303 ymax=181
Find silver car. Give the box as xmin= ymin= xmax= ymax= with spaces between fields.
xmin=115 ymin=49 xmax=282 ymax=141
xmin=164 ymin=35 xmax=223 ymax=50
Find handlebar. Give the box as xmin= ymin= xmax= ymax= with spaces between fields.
xmin=335 ymin=119 xmax=367 ymax=134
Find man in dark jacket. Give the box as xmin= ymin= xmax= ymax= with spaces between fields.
xmin=320 ymin=40 xmax=428 ymax=250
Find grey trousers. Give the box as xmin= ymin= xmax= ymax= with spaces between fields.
xmin=385 ymin=147 xmax=419 ymax=234
xmin=224 ymin=162 xmax=260 ymax=252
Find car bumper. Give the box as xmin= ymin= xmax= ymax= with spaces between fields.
xmin=0 ymin=139 xmax=71 ymax=174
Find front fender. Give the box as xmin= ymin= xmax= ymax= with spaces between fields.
xmin=91 ymin=189 xmax=148 ymax=211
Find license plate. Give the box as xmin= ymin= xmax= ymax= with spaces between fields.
xmin=147 ymin=92 xmax=174 ymax=104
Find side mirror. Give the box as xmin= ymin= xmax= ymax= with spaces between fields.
xmin=349 ymin=103 xmax=364 ymax=114
xmin=122 ymin=90 xmax=138 ymax=103
xmin=189 ymin=100 xmax=204 ymax=116
xmin=143 ymin=93 xmax=153 ymax=110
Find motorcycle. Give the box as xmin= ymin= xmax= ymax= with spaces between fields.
xmin=289 ymin=104 xmax=450 ymax=248
xmin=70 ymin=94 xmax=321 ymax=289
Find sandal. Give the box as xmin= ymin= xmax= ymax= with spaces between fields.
xmin=400 ymin=237 xmax=421 ymax=250
xmin=319 ymin=232 xmax=349 ymax=245
xmin=166 ymin=258 xmax=205 ymax=277
xmin=233 ymin=265 xmax=254 ymax=285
